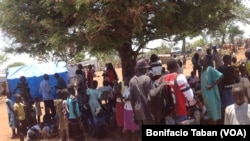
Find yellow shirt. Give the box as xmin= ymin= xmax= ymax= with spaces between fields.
xmin=246 ymin=60 xmax=250 ymax=76
xmin=14 ymin=102 xmax=25 ymax=121
xmin=232 ymin=62 xmax=239 ymax=72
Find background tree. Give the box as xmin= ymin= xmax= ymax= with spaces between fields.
xmin=0 ymin=0 xmax=249 ymax=78
xmin=0 ymin=54 xmax=8 ymax=64
xmin=7 ymin=62 xmax=25 ymax=69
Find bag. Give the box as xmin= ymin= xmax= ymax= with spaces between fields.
xmin=147 ymin=81 xmax=175 ymax=119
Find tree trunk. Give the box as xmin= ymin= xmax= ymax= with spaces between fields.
xmin=181 ymin=38 xmax=186 ymax=55
xmin=117 ymin=43 xmax=137 ymax=81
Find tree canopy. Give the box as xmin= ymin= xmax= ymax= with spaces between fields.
xmin=0 ymin=0 xmax=249 ymax=78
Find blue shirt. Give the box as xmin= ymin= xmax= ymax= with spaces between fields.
xmin=67 ymin=95 xmax=81 ymax=119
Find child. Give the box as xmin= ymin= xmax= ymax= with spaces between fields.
xmin=53 ymin=90 xmax=65 ymax=139
xmin=86 ymin=80 xmax=102 ymax=123
xmin=122 ymin=76 xmax=139 ymax=141
xmin=244 ymin=48 xmax=250 ymax=80
xmin=239 ymin=64 xmax=250 ymax=103
xmin=5 ymin=92 xmax=18 ymax=139
xmin=61 ymin=89 xmax=70 ymax=141
xmin=113 ymin=80 xmax=124 ymax=136
xmin=232 ymin=56 xmax=240 ymax=74
xmin=224 ymin=83 xmax=250 ymax=124
xmin=14 ymin=94 xmax=28 ymax=141
xmin=34 ymin=96 xmax=42 ymax=124
xmin=26 ymin=100 xmax=37 ymax=128
xmin=188 ymin=71 xmax=200 ymax=91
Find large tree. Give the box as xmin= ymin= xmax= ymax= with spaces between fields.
xmin=0 ymin=0 xmax=248 ymax=78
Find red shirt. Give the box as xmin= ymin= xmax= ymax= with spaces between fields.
xmin=87 ymin=70 xmax=94 ymax=88
xmin=106 ymin=69 xmax=117 ymax=83
xmin=163 ymin=73 xmax=193 ymax=116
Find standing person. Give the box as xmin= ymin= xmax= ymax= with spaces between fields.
xmin=192 ymin=53 xmax=202 ymax=78
xmin=54 ymin=90 xmax=65 ymax=140
xmin=86 ymin=80 xmax=102 ymax=123
xmin=245 ymin=48 xmax=250 ymax=80
xmin=54 ymin=73 xmax=67 ymax=92
xmin=13 ymin=76 xmax=32 ymax=105
xmin=61 ymin=90 xmax=70 ymax=140
xmin=14 ymin=94 xmax=28 ymax=141
xmin=26 ymin=100 xmax=37 ymax=128
xmin=67 ymin=84 xmax=84 ymax=141
xmin=39 ymin=74 xmax=56 ymax=118
xmin=129 ymin=59 xmax=155 ymax=137
xmin=231 ymin=56 xmax=240 ymax=74
xmin=87 ymin=64 xmax=94 ymax=88
xmin=114 ymin=80 xmax=124 ymax=136
xmin=218 ymin=55 xmax=239 ymax=119
xmin=238 ymin=64 xmax=250 ymax=103
xmin=123 ymin=76 xmax=139 ymax=141
xmin=212 ymin=45 xmax=223 ymax=69
xmin=5 ymin=92 xmax=18 ymax=139
xmin=206 ymin=48 xmax=214 ymax=67
xmin=182 ymin=55 xmax=187 ymax=69
xmin=177 ymin=59 xmax=183 ymax=74
xmin=75 ymin=64 xmax=87 ymax=95
xmin=200 ymin=55 xmax=224 ymax=124
xmin=148 ymin=54 xmax=163 ymax=83
xmin=105 ymin=63 xmax=119 ymax=88
xmin=162 ymin=59 xmax=196 ymax=124
xmin=224 ymin=83 xmax=250 ymax=124
xmin=34 ymin=96 xmax=42 ymax=124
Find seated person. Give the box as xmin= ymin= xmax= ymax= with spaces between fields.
xmin=42 ymin=109 xmax=59 ymax=139
xmin=97 ymin=80 xmax=114 ymax=106
xmin=187 ymin=71 xmax=200 ymax=91
xmin=27 ymin=123 xmax=43 ymax=141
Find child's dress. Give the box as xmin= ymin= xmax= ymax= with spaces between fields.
xmin=34 ymin=101 xmax=42 ymax=122
xmin=115 ymin=95 xmax=124 ymax=128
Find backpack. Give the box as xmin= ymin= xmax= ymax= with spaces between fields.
xmin=147 ymin=81 xmax=175 ymax=119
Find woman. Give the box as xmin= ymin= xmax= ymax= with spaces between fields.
xmin=123 ymin=76 xmax=139 ymax=141
xmin=200 ymin=55 xmax=223 ymax=124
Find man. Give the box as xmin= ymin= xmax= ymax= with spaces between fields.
xmin=162 ymin=58 xmax=196 ymax=123
xmin=13 ymin=76 xmax=32 ymax=105
xmin=212 ymin=45 xmax=223 ymax=69
xmin=129 ymin=59 xmax=155 ymax=132
xmin=218 ymin=55 xmax=240 ymax=123
xmin=54 ymin=73 xmax=67 ymax=92
xmin=39 ymin=74 xmax=56 ymax=117
xmin=75 ymin=64 xmax=87 ymax=95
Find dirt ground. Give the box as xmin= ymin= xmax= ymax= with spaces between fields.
xmin=0 ymin=47 xmax=245 ymax=141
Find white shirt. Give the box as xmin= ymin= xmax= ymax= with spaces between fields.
xmin=224 ymin=102 xmax=250 ymax=125
xmin=213 ymin=51 xmax=223 ymax=68
xmin=123 ymin=87 xmax=132 ymax=110
xmin=39 ymin=80 xmax=53 ymax=100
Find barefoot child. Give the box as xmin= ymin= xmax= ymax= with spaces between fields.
xmin=34 ymin=96 xmax=42 ymax=124
xmin=5 ymin=92 xmax=18 ymax=138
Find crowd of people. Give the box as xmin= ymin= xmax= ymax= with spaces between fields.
xmin=4 ymin=45 xmax=250 ymax=141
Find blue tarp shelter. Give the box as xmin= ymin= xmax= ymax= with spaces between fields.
xmin=7 ymin=62 xmax=69 ymax=100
